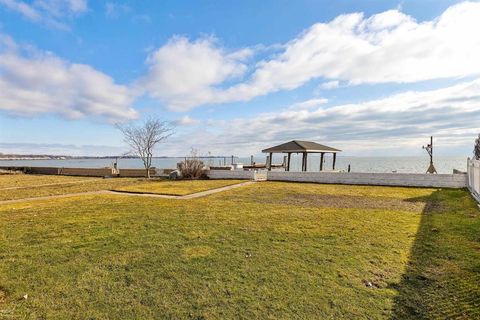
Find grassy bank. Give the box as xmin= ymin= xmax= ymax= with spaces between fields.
xmin=0 ymin=174 xmax=98 ymax=189
xmin=0 ymin=179 xmax=479 ymax=318
xmin=0 ymin=177 xmax=141 ymax=201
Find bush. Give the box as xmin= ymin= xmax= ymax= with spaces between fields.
xmin=475 ymin=134 xmax=480 ymax=160
xmin=178 ymin=149 xmax=207 ymax=179
xmin=178 ymin=159 xmax=206 ymax=179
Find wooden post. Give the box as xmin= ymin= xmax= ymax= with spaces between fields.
xmin=287 ymin=153 xmax=291 ymax=171
xmin=268 ymin=152 xmax=273 ymax=171
xmin=332 ymin=153 xmax=337 ymax=170
xmin=320 ymin=152 xmax=324 ymax=171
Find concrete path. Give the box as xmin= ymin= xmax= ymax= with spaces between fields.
xmin=0 ymin=181 xmax=255 ymax=205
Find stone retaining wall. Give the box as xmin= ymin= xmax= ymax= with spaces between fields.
xmin=118 ymin=168 xmax=156 ymax=177
xmin=0 ymin=166 xmax=166 ymax=178
xmin=59 ymin=167 xmax=115 ymax=177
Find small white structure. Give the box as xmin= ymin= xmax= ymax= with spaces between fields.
xmin=232 ymin=163 xmax=244 ymax=170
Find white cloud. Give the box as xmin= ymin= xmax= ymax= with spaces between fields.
xmin=0 ymin=142 xmax=125 ymax=156
xmin=174 ymin=115 xmax=200 ymax=126
xmin=142 ymin=2 xmax=480 ymax=110
xmin=0 ymin=0 xmax=87 ymax=29
xmin=140 ymin=36 xmax=249 ymax=111
xmin=105 ymin=2 xmax=130 ymax=19
xmin=165 ymin=78 xmax=480 ymax=156
xmin=0 ymin=36 xmax=137 ymax=121
xmin=319 ymin=80 xmax=340 ymax=90
xmin=34 ymin=0 xmax=87 ymax=16
xmin=0 ymin=0 xmax=40 ymax=20
xmin=288 ymin=98 xmax=328 ymax=110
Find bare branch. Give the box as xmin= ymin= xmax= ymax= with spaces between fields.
xmin=116 ymin=118 xmax=175 ymax=178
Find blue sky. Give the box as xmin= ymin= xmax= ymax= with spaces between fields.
xmin=0 ymin=0 xmax=479 ymax=156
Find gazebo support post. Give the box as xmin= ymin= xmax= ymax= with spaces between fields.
xmin=303 ymin=152 xmax=308 ymax=172
xmin=286 ymin=153 xmax=291 ymax=171
xmin=268 ymin=152 xmax=273 ymax=171
xmin=320 ymin=152 xmax=324 ymax=171
xmin=332 ymin=153 xmax=337 ymax=170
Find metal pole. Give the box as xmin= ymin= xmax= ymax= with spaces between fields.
xmin=320 ymin=153 xmax=324 ymax=171
xmin=430 ymin=136 xmax=433 ymax=166
xmin=287 ymin=153 xmax=291 ymax=171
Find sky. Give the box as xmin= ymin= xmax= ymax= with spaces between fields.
xmin=0 ymin=0 xmax=479 ymax=157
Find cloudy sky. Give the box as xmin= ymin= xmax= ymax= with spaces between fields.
xmin=0 ymin=0 xmax=479 ymax=157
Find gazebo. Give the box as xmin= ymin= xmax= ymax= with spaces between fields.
xmin=262 ymin=140 xmax=341 ymax=172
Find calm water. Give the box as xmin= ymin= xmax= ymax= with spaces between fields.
xmin=0 ymin=155 xmax=467 ymax=174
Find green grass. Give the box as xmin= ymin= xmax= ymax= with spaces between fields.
xmin=112 ymin=179 xmax=247 ymax=196
xmin=0 ymin=180 xmax=479 ymax=319
xmin=0 ymin=177 xmax=141 ymax=201
xmin=0 ymin=174 xmax=98 ymax=189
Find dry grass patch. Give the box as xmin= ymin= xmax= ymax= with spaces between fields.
xmin=253 ymin=193 xmax=426 ymax=212
xmin=183 ymin=246 xmax=215 ymax=258
xmin=0 ymin=174 xmax=99 ymax=189
xmin=0 ymin=177 xmax=141 ymax=201
xmin=112 ymin=179 xmax=247 ymax=196
xmin=0 ymin=289 xmax=5 ymax=304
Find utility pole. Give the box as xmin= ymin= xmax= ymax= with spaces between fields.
xmin=423 ymin=136 xmax=437 ymax=174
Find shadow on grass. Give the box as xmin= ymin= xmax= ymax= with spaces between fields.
xmin=391 ymin=189 xmax=480 ymax=319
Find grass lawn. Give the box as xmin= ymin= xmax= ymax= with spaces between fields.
xmin=0 ymin=176 xmax=141 ymax=201
xmin=0 ymin=180 xmax=479 ymax=319
xmin=112 ymin=179 xmax=247 ymax=196
xmin=0 ymin=174 xmax=98 ymax=189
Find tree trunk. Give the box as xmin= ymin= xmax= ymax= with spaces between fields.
xmin=146 ymin=167 xmax=150 ymax=179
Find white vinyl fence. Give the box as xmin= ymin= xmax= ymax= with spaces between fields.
xmin=207 ymin=169 xmax=467 ymax=188
xmin=467 ymin=158 xmax=480 ymax=202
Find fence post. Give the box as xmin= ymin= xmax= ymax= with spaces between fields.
xmin=467 ymin=158 xmax=480 ymax=203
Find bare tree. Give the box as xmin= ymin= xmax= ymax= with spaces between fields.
xmin=475 ymin=134 xmax=480 ymax=160
xmin=116 ymin=118 xmax=174 ymax=178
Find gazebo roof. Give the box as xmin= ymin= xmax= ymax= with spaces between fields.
xmin=262 ymin=140 xmax=341 ymax=153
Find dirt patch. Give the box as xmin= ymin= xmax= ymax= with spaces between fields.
xmin=183 ymin=246 xmax=215 ymax=259
xmin=255 ymin=193 xmax=426 ymax=212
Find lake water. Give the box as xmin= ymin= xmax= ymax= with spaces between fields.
xmin=0 ymin=155 xmax=468 ymax=174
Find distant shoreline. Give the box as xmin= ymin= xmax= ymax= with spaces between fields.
xmin=0 ymin=155 xmax=237 ymax=160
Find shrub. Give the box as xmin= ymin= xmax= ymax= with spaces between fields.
xmin=473 ymin=134 xmax=480 ymax=160
xmin=475 ymin=134 xmax=480 ymax=160
xmin=178 ymin=149 xmax=207 ymax=179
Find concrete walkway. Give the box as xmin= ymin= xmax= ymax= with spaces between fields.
xmin=0 ymin=181 xmax=255 ymax=205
